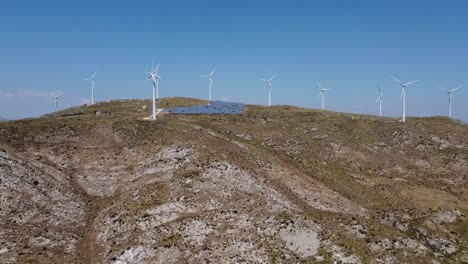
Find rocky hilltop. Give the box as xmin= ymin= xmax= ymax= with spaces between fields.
xmin=0 ymin=98 xmax=467 ymax=263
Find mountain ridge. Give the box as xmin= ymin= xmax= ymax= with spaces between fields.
xmin=0 ymin=97 xmax=467 ymax=263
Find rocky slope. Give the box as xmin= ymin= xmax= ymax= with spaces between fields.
xmin=0 ymin=98 xmax=467 ymax=263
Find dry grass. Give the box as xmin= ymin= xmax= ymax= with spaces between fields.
xmin=0 ymin=97 xmax=467 ymax=263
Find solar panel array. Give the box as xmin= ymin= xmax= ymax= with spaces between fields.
xmin=161 ymin=101 xmax=244 ymax=115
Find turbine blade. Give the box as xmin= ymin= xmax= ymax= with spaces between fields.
xmin=210 ymin=68 xmax=216 ymax=76
xmin=376 ymin=95 xmax=382 ymax=103
xmin=153 ymin=64 xmax=160 ymax=74
xmin=404 ymin=80 xmax=419 ymax=86
xmin=92 ymin=72 xmax=96 ymax=79
xmin=269 ymin=73 xmax=277 ymax=81
xmin=451 ymin=85 xmax=462 ymax=92
xmin=392 ymin=76 xmax=404 ymax=86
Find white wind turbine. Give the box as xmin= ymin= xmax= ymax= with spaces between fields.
xmin=146 ymin=59 xmax=161 ymax=121
xmin=260 ymin=74 xmax=276 ymax=106
xmin=392 ymin=76 xmax=419 ymax=123
xmin=442 ymin=85 xmax=462 ymax=118
xmin=200 ymin=68 xmax=216 ymax=103
xmin=376 ymin=84 xmax=383 ymax=117
xmin=317 ymin=82 xmax=332 ymax=111
xmin=53 ymin=91 xmax=63 ymax=110
xmin=84 ymin=72 xmax=96 ymax=104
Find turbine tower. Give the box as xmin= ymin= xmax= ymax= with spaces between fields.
xmin=260 ymin=74 xmax=276 ymax=106
xmin=201 ymin=68 xmax=216 ymax=103
xmin=392 ymin=76 xmax=419 ymax=123
xmin=84 ymin=72 xmax=96 ymax=104
xmin=317 ymin=82 xmax=332 ymax=111
xmin=442 ymin=85 xmax=462 ymax=118
xmin=376 ymin=84 xmax=383 ymax=117
xmin=146 ymin=60 xmax=161 ymax=121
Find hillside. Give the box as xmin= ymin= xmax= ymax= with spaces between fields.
xmin=0 ymin=97 xmax=467 ymax=263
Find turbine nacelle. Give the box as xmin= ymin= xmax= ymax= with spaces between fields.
xmin=147 ymin=73 xmax=161 ymax=82
xmin=84 ymin=72 xmax=96 ymax=82
xmin=443 ymin=85 xmax=462 ymax=93
xmin=267 ymin=74 xmax=276 ymax=82
xmin=52 ymin=90 xmax=63 ymax=98
xmin=392 ymin=76 xmax=419 ymax=88
xmin=260 ymin=74 xmax=276 ymax=91
xmin=201 ymin=68 xmax=216 ymax=79
xmin=317 ymin=82 xmax=332 ymax=94
xmin=146 ymin=63 xmax=161 ymax=85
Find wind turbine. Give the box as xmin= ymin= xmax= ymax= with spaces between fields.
xmin=376 ymin=84 xmax=383 ymax=117
xmin=146 ymin=59 xmax=161 ymax=121
xmin=84 ymin=72 xmax=96 ymax=104
xmin=260 ymin=74 xmax=276 ymax=106
xmin=317 ymin=82 xmax=332 ymax=111
xmin=53 ymin=91 xmax=63 ymax=110
xmin=442 ymin=85 xmax=462 ymax=118
xmin=392 ymin=76 xmax=419 ymax=123
xmin=200 ymin=68 xmax=216 ymax=103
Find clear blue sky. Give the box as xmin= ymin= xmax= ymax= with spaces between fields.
xmin=1 ymin=0 xmax=467 ymax=120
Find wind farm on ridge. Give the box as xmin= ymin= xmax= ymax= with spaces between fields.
xmin=59 ymin=59 xmax=463 ymax=124
xmin=1 ymin=2 xmax=468 ymax=263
